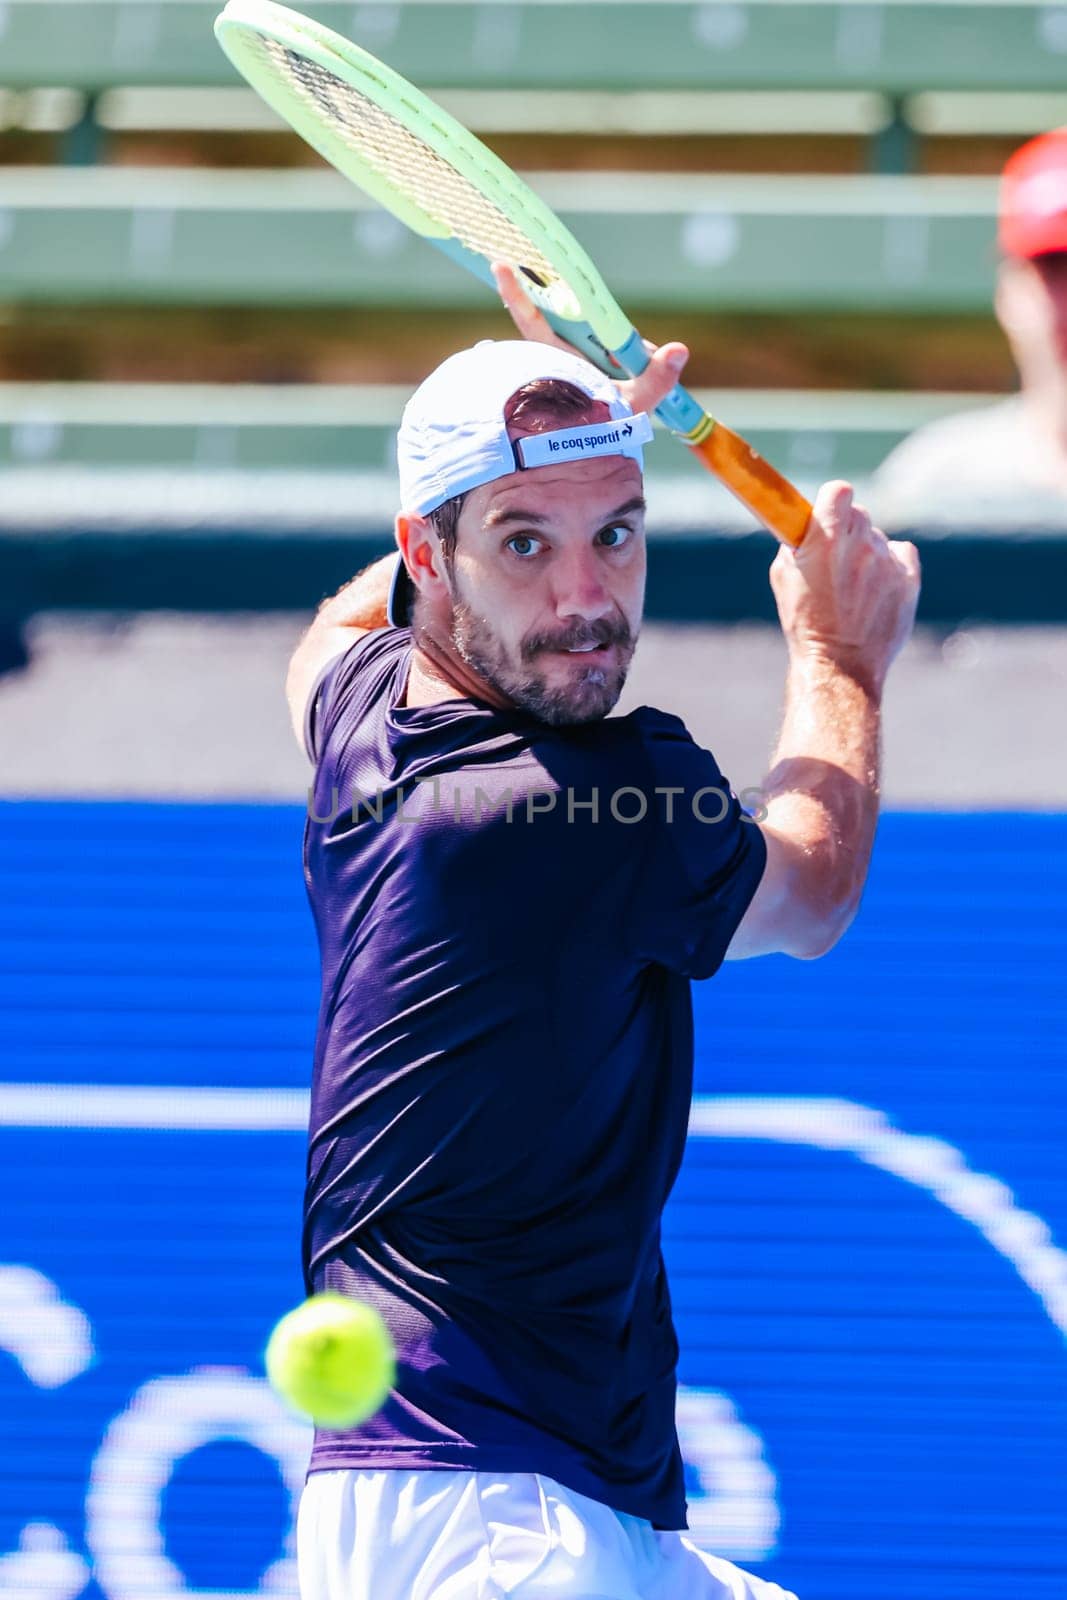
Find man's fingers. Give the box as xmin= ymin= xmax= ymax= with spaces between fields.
xmin=809 ymin=481 xmax=854 ymax=536
xmin=621 ymin=342 xmax=689 ymax=416
xmin=846 ymin=504 xmax=876 ymax=543
xmin=652 ymin=342 xmax=689 ymax=378
xmin=493 ymin=263 xmax=690 ymax=412
xmin=492 ymin=261 xmax=547 ymax=336
xmin=492 ymin=262 xmax=573 ymax=352
xmin=492 ymin=262 xmax=693 ymax=427
xmin=806 ymin=484 xmax=882 ymax=549
xmin=890 ymin=539 xmax=922 ymax=587
xmin=799 ymin=480 xmax=855 ymax=554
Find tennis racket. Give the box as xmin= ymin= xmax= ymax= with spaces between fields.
xmin=213 ymin=0 xmax=813 ymax=548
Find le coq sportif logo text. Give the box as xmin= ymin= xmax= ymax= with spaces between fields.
xmin=547 ymin=423 xmax=633 ymax=454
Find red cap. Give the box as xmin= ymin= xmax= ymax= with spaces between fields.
xmin=999 ymin=128 xmax=1067 ymax=259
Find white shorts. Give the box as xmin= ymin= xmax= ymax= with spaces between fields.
xmin=297 ymin=1468 xmax=799 ymax=1600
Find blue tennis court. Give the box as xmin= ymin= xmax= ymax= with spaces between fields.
xmin=1 ymin=802 xmax=1063 ymax=1599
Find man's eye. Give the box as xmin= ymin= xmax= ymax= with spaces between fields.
xmin=506 ymin=534 xmax=543 ymax=557
xmin=599 ymin=525 xmax=632 ymax=548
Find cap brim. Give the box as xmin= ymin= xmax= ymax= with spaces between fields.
xmin=387 ymin=554 xmax=415 ymax=628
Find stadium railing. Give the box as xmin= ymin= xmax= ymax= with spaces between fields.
xmin=0 ymin=381 xmax=992 ymax=483
xmin=4 ymin=1 xmax=1067 ymax=169
xmin=4 ymin=4 xmax=1067 ymax=99
xmin=0 ymin=0 xmax=1062 ymax=626
xmin=0 ymin=167 xmax=1000 ymax=311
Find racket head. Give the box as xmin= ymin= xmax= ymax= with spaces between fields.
xmin=214 ymin=0 xmax=634 ymax=368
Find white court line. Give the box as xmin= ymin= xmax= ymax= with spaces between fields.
xmin=2 ymin=1083 xmax=1065 ymax=1342
xmin=0 ymin=1084 xmax=899 ymax=1135
xmin=691 ymin=1096 xmax=1067 ymax=1340
xmin=0 ymin=1083 xmax=308 ymax=1131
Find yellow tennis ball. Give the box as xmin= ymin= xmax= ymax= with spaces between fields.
xmin=265 ymin=1293 xmax=395 ymax=1428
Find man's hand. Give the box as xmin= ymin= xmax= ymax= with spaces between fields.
xmin=772 ymin=481 xmax=921 ymax=699
xmin=492 ymin=262 xmax=689 ymax=417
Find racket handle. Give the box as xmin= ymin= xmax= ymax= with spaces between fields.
xmin=688 ymin=422 xmax=812 ymax=548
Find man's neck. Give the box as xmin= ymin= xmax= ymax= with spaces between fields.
xmin=403 ymin=649 xmax=462 ymax=708
xmin=403 ymin=640 xmax=512 ymax=711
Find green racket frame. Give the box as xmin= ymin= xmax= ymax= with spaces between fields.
xmin=214 ymin=0 xmax=812 ymax=546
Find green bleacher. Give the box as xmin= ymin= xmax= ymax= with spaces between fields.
xmin=0 ymin=168 xmax=999 ymax=310
xmin=4 ymin=3 xmax=1067 ymax=95
xmin=0 ymin=381 xmax=989 ymax=480
xmin=1 ymin=1 xmax=1064 ymax=625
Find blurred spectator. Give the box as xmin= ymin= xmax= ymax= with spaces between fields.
xmin=871 ymin=128 xmax=1067 ymax=528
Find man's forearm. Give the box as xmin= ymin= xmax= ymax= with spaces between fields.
xmin=760 ymin=654 xmax=882 ymax=930
xmin=313 ymin=554 xmax=397 ymax=633
xmin=726 ymin=481 xmax=917 ymax=962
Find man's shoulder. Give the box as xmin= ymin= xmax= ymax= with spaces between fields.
xmin=306 ymin=626 xmax=409 ymax=764
xmin=885 ymin=395 xmax=1022 ymax=462
xmin=562 ymin=705 xmax=721 ymax=788
xmin=516 ymin=707 xmax=706 ymax=802
xmin=317 ymin=625 xmax=409 ymax=703
xmin=869 ymin=395 xmax=1031 ymax=525
xmin=603 ymin=704 xmax=690 ymax=740
xmin=561 ymin=705 xmax=695 ymax=760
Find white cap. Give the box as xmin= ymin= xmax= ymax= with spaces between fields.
xmin=390 ymin=340 xmax=651 ymax=625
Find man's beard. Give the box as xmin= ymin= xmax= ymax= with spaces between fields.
xmin=449 ymin=598 xmax=636 ymax=725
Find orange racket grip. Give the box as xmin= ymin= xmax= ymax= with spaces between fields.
xmin=687 ymin=421 xmax=812 ymax=548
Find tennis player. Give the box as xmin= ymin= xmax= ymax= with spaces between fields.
xmin=286 ymin=288 xmax=920 ymax=1598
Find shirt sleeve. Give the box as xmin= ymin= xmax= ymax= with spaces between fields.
xmin=625 ymin=708 xmax=767 ymax=980
xmin=304 ymin=651 xmax=347 ymax=766
xmin=304 ymin=627 xmax=407 ymax=766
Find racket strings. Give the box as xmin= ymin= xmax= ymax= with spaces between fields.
xmin=258 ymin=36 xmax=560 ymax=287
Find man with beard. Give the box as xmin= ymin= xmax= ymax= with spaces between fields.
xmin=286 ymin=323 xmax=919 ymax=1599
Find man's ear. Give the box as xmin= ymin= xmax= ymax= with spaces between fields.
xmin=394 ymin=510 xmax=414 ymax=569
xmin=395 ymin=512 xmax=447 ymax=605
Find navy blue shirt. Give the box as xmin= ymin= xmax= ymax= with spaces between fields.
xmin=301 ymin=626 xmax=766 ymax=1529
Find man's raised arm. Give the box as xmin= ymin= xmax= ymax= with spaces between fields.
xmin=727 ymin=481 xmax=920 ymax=962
